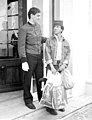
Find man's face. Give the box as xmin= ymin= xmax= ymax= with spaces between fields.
xmin=31 ymin=13 xmax=41 ymax=23
xmin=54 ymin=25 xmax=62 ymax=35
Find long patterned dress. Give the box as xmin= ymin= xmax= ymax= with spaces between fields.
xmin=40 ymin=69 xmax=67 ymax=110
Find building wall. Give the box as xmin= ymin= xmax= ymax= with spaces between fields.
xmin=55 ymin=0 xmax=90 ymax=97
xmin=32 ymin=0 xmax=43 ymax=33
xmin=72 ymin=0 xmax=89 ymax=97
xmin=27 ymin=0 xmax=52 ymax=37
xmin=85 ymin=0 xmax=92 ymax=95
xmin=26 ymin=0 xmax=92 ymax=98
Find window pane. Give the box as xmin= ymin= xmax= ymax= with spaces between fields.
xmin=8 ymin=1 xmax=18 ymax=15
xmin=0 ymin=0 xmax=8 ymax=57
xmin=8 ymin=16 xmax=18 ymax=29
xmin=0 ymin=0 xmax=19 ymax=58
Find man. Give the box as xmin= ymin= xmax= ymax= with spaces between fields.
xmin=18 ymin=7 xmax=45 ymax=109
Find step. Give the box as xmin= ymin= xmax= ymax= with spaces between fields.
xmin=0 ymin=91 xmax=92 ymax=120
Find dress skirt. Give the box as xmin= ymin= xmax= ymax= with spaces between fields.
xmin=40 ymin=70 xmax=67 ymax=110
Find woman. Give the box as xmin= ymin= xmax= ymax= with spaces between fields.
xmin=40 ymin=21 xmax=71 ymax=115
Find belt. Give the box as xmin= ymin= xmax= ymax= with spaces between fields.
xmin=47 ymin=60 xmax=60 ymax=71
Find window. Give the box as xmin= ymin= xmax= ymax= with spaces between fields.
xmin=0 ymin=0 xmax=19 ymax=58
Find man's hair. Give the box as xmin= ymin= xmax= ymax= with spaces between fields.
xmin=28 ymin=7 xmax=41 ymax=19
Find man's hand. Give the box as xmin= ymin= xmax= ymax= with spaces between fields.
xmin=22 ymin=62 xmax=29 ymax=71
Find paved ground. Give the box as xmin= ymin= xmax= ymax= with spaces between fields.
xmin=60 ymin=103 xmax=92 ymax=120
xmin=0 ymin=90 xmax=92 ymax=120
xmin=13 ymin=96 xmax=92 ymax=120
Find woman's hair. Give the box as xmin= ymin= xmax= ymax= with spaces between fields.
xmin=28 ymin=7 xmax=41 ymax=19
xmin=60 ymin=25 xmax=64 ymax=31
xmin=54 ymin=21 xmax=64 ymax=31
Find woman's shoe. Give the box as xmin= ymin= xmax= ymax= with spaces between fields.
xmin=46 ymin=107 xmax=58 ymax=115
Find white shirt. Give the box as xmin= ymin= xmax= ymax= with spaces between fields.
xmin=54 ymin=34 xmax=62 ymax=60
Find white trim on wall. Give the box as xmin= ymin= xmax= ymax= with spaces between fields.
xmin=60 ymin=0 xmax=64 ymax=20
xmin=43 ymin=0 xmax=50 ymax=37
xmin=27 ymin=0 xmax=32 ymax=21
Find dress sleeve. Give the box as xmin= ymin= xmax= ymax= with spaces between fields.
xmin=63 ymin=40 xmax=71 ymax=65
xmin=45 ymin=38 xmax=53 ymax=64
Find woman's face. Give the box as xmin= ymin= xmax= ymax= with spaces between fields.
xmin=54 ymin=25 xmax=62 ymax=35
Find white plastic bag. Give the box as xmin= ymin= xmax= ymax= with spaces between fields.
xmin=62 ymin=69 xmax=74 ymax=90
xmin=46 ymin=70 xmax=62 ymax=86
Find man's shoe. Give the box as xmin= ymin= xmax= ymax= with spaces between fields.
xmin=25 ymin=103 xmax=36 ymax=109
xmin=46 ymin=107 xmax=58 ymax=115
xmin=59 ymin=108 xmax=65 ymax=112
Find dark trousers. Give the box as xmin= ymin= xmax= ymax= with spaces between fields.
xmin=23 ymin=53 xmax=43 ymax=104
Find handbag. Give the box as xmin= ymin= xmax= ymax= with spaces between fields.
xmin=62 ymin=69 xmax=74 ymax=90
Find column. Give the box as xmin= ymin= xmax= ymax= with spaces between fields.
xmin=72 ymin=0 xmax=89 ymax=97
xmin=85 ymin=0 xmax=92 ymax=95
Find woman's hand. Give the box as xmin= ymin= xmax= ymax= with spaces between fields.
xmin=58 ymin=63 xmax=67 ymax=73
xmin=50 ymin=63 xmax=57 ymax=74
